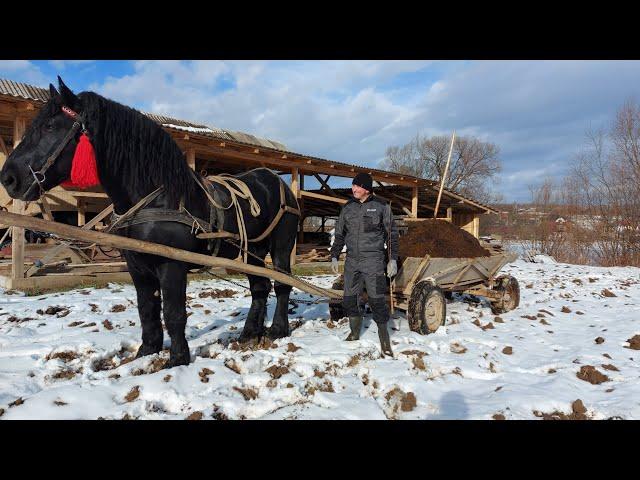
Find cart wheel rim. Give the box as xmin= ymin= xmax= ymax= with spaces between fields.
xmin=424 ymin=293 xmax=445 ymax=331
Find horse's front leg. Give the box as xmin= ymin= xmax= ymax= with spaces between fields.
xmin=128 ymin=265 xmax=163 ymax=358
xmin=157 ymin=261 xmax=191 ymax=368
xmin=238 ymin=273 xmax=270 ymax=344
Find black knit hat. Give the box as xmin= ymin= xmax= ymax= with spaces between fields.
xmin=352 ymin=172 xmax=373 ymax=192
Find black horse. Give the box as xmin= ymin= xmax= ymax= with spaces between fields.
xmin=0 ymin=77 xmax=300 ymax=368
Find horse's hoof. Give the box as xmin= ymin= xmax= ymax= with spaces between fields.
xmin=238 ymin=330 xmax=263 ymax=344
xmin=164 ymin=355 xmax=190 ymax=369
xmin=266 ymin=327 xmax=289 ymax=340
xmin=135 ymin=344 xmax=162 ymax=359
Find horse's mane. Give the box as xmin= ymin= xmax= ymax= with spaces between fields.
xmin=79 ymin=91 xmax=193 ymax=205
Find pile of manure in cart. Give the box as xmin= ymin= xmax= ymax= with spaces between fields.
xmin=398 ymin=220 xmax=491 ymax=258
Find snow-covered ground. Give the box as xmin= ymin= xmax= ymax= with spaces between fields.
xmin=1 ymin=259 xmax=639 ymax=420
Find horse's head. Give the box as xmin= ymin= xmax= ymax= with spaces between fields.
xmin=0 ymin=76 xmax=83 ymax=201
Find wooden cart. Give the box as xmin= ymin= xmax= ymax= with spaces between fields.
xmin=330 ymin=250 xmax=519 ymax=335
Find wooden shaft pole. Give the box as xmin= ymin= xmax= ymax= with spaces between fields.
xmin=0 ymin=210 xmax=341 ymax=299
xmin=434 ymin=131 xmax=455 ymax=219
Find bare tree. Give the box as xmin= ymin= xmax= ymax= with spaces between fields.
xmin=381 ymin=134 xmax=501 ymax=204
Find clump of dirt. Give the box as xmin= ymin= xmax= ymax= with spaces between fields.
xmin=494 ymin=316 xmax=504 ymax=323
xmin=102 ymin=320 xmax=114 ymax=330
xmin=595 ymin=337 xmax=605 ymax=344
xmin=626 ymin=335 xmax=640 ymax=350
xmin=265 ymin=365 xmax=289 ymax=379
xmin=89 ymin=304 xmax=100 ymax=312
xmin=561 ymin=306 xmax=572 ymax=313
xmin=601 ymin=289 xmax=617 ymax=298
xmin=163 ymin=375 xmax=172 ymax=382
xmin=9 ymin=398 xmax=24 ymax=407
xmin=54 ymin=400 xmax=67 ymax=406
xmin=502 ymin=346 xmax=513 ymax=355
xmin=385 ymin=387 xmax=417 ymax=417
xmin=8 ymin=316 xmax=35 ymax=323
xmin=533 ymin=399 xmax=589 ymax=420
xmin=198 ymin=289 xmax=236 ymax=299
xmin=125 ymin=386 xmax=140 ymax=402
xmin=492 ymin=413 xmax=506 ymax=420
xmin=450 ymin=343 xmax=467 ymax=354
xmin=601 ymin=364 xmax=619 ymax=372
xmin=229 ymin=337 xmax=276 ymax=352
xmin=52 ymin=369 xmax=79 ymax=380
xmin=539 ymin=318 xmax=550 ymax=326
xmin=398 ymin=220 xmax=490 ymax=259
xmin=92 ymin=356 xmax=116 ymax=372
xmin=233 ymin=386 xmax=258 ymax=401
xmin=186 ymin=411 xmax=203 ymax=420
xmin=287 ymin=343 xmax=301 ymax=353
xmin=224 ymin=359 xmax=242 ymax=374
xmin=521 ymin=315 xmax=537 ymax=320
xmin=38 ymin=306 xmax=70 ymax=317
xmin=110 ymin=304 xmax=126 ymax=313
xmin=80 ymin=322 xmax=97 ymax=328
xmin=412 ymin=357 xmax=426 ymax=370
xmin=0 ymin=408 xmax=5 ymax=417
xmin=46 ymin=350 xmax=79 ymax=362
xmin=347 ymin=355 xmax=360 ymax=367
xmin=212 ymin=405 xmax=229 ymax=420
xmin=199 ymin=368 xmax=214 ymax=383
xmin=67 ymin=321 xmax=83 ymax=327
xmin=576 ymin=365 xmax=609 ymax=385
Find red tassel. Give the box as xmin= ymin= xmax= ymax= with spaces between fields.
xmin=61 ymin=133 xmax=100 ymax=188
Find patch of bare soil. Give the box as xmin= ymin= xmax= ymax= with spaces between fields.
xmin=212 ymin=405 xmax=229 ymax=420
xmin=265 ymin=365 xmax=289 ymax=379
xmin=229 ymin=337 xmax=277 ymax=352
xmin=521 ymin=315 xmax=537 ymax=320
xmin=125 ymin=386 xmax=140 ymax=402
xmin=54 ymin=400 xmax=68 ymax=406
xmin=287 ymin=343 xmax=301 ymax=353
xmin=533 ymin=399 xmax=589 ymax=420
xmin=561 ymin=306 xmax=572 ymax=313
xmin=626 ymin=335 xmax=640 ymax=350
xmin=198 ymin=289 xmax=237 ymax=299
xmin=9 ymin=397 xmax=24 ymax=407
xmin=102 ymin=320 xmax=114 ymax=330
xmin=502 ymin=346 xmax=513 ymax=355
xmin=492 ymin=413 xmax=506 ymax=420
xmin=186 ymin=411 xmax=203 ymax=420
xmin=233 ymin=386 xmax=258 ymax=401
xmin=595 ymin=337 xmax=605 ymax=344
xmin=110 ymin=304 xmax=126 ymax=313
xmin=37 ymin=306 xmax=71 ymax=317
xmin=7 ymin=316 xmax=36 ymax=323
xmin=576 ymin=365 xmax=609 ymax=385
xmin=46 ymin=350 xmax=79 ymax=362
xmin=412 ymin=357 xmax=426 ymax=370
xmin=67 ymin=321 xmax=83 ymax=327
xmin=163 ymin=375 xmax=172 ymax=382
xmin=51 ymin=369 xmax=79 ymax=380
xmin=601 ymin=289 xmax=617 ymax=297
xmin=89 ymin=304 xmax=100 ymax=312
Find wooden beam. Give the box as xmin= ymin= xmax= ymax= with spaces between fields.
xmin=0 ymin=135 xmax=8 ymax=156
xmin=411 ymin=186 xmax=419 ymax=218
xmin=11 ymin=116 xmax=26 ymax=281
xmin=77 ymin=198 xmax=86 ymax=226
xmin=313 ymin=173 xmax=346 ymax=199
xmin=290 ymin=167 xmax=299 ymax=266
xmin=299 ymin=190 xmax=348 ymax=204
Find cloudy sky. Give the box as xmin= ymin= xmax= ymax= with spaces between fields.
xmin=1 ymin=60 xmax=638 ymax=202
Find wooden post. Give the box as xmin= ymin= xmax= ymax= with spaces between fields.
xmin=11 ymin=117 xmax=26 ymax=281
xmin=434 ymin=131 xmax=455 ymax=218
xmin=473 ymin=214 xmax=480 ymax=238
xmin=186 ymin=148 xmax=196 ymax=171
xmin=446 ymin=207 xmax=453 ymax=223
xmin=77 ymin=198 xmax=86 ymax=226
xmin=411 ymin=186 xmax=419 ymax=218
xmin=290 ymin=167 xmax=299 ymax=266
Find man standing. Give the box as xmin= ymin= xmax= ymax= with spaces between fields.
xmin=330 ymin=173 xmax=399 ymax=357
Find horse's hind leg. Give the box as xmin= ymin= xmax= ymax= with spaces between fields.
xmin=266 ymin=214 xmax=297 ymax=340
xmin=129 ymin=267 xmax=163 ymax=358
xmin=238 ymin=245 xmax=270 ymax=344
xmin=157 ymin=260 xmax=191 ymax=368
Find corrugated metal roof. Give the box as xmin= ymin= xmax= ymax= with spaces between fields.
xmin=0 ymin=78 xmax=497 ymax=213
xmin=0 ymin=78 xmax=283 ymax=149
xmin=0 ymin=78 xmax=50 ymax=103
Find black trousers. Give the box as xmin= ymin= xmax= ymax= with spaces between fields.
xmin=342 ymin=257 xmax=389 ymax=324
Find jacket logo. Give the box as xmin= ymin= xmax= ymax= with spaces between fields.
xmin=366 ymin=209 xmax=377 ymax=212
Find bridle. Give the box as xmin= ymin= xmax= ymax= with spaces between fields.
xmin=23 ymin=105 xmax=87 ymax=200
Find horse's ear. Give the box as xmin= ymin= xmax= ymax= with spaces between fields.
xmin=57 ymin=76 xmax=78 ymax=108
xmin=49 ymin=83 xmax=62 ymax=104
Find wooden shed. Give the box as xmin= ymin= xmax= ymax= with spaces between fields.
xmin=0 ymin=78 xmax=498 ymax=290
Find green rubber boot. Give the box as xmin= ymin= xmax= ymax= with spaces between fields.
xmin=345 ymin=316 xmax=363 ymax=341
xmin=378 ymin=323 xmax=394 ymax=357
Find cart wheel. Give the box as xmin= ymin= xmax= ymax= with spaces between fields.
xmin=490 ymin=275 xmax=520 ymax=315
xmin=408 ymin=281 xmax=446 ymax=334
xmin=329 ymin=276 xmax=345 ymax=320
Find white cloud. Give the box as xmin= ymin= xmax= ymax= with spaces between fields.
xmin=0 ymin=60 xmax=48 ymax=85
xmin=82 ymin=60 xmax=640 ymax=202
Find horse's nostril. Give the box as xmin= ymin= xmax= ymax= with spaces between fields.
xmin=1 ymin=172 xmax=16 ymax=188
